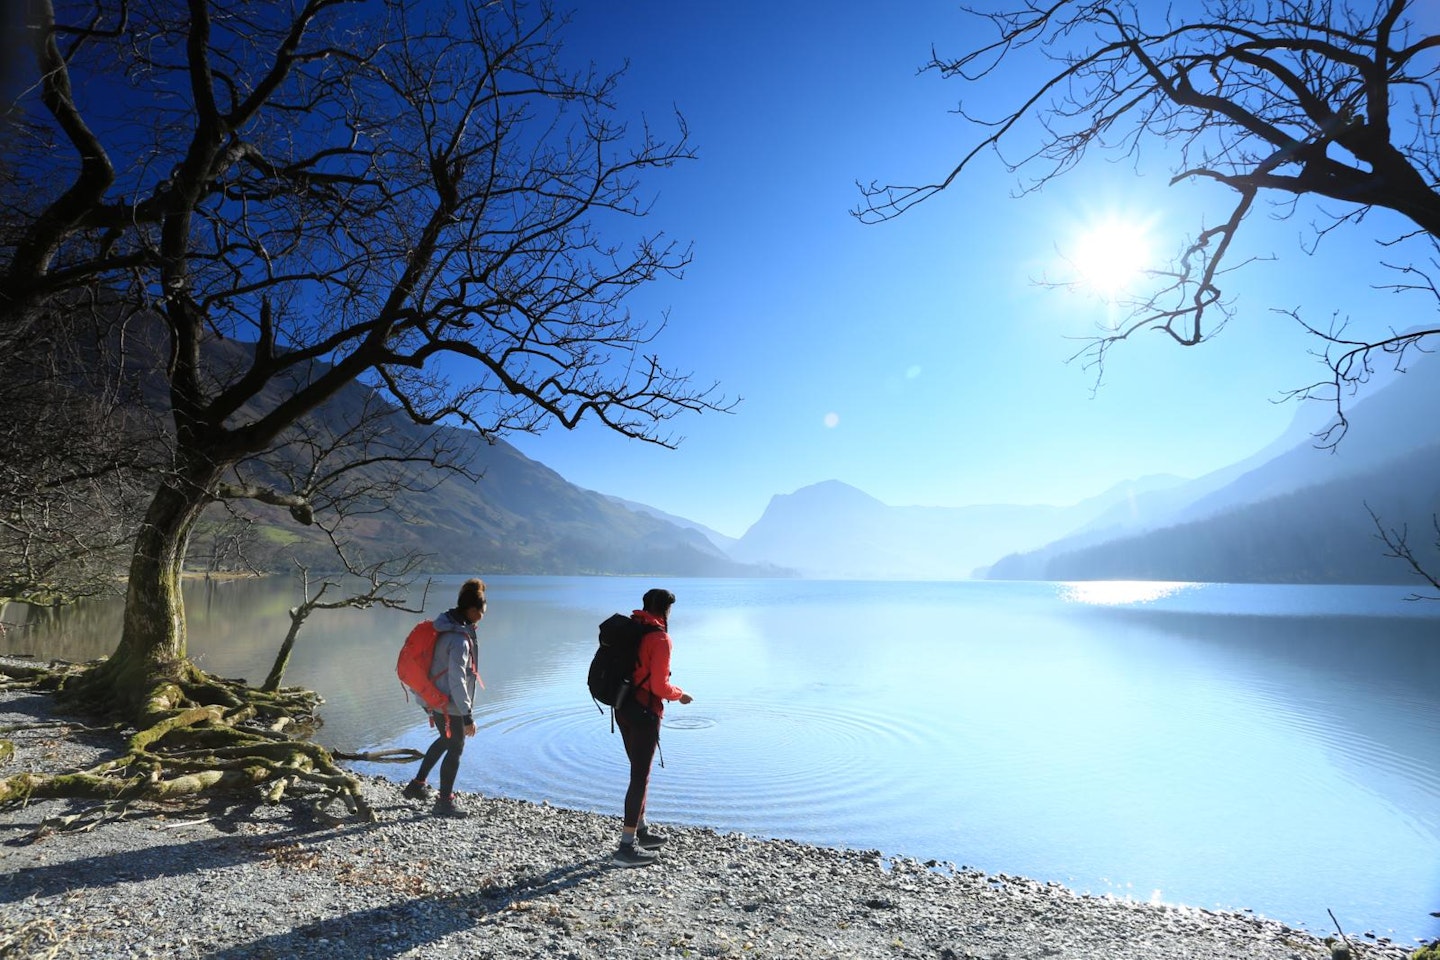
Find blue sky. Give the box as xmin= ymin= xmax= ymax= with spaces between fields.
xmin=504 ymin=1 xmax=1436 ymax=538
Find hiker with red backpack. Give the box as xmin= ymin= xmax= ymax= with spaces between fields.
xmin=401 ymin=577 xmax=487 ymax=818
xmin=612 ymin=587 xmax=693 ymax=867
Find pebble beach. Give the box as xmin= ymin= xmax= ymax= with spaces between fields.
xmin=0 ymin=677 xmax=1418 ymax=960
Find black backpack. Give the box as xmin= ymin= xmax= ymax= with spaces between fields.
xmin=587 ymin=613 xmax=654 ymax=707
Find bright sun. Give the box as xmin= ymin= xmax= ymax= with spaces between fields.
xmin=1068 ymin=217 xmax=1153 ymax=299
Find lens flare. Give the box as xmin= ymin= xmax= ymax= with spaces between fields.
xmin=1068 ymin=217 xmax=1153 ymax=299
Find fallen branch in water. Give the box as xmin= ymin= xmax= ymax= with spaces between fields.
xmin=333 ymin=747 xmax=424 ymax=763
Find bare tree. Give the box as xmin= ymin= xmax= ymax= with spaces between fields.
xmin=0 ymin=296 xmax=164 ymax=607
xmin=261 ymin=561 xmax=430 ymax=695
xmin=858 ymin=0 xmax=1440 ymax=397
xmin=190 ymin=508 xmax=264 ymax=579
xmin=0 ymin=0 xmax=730 ymax=814
xmin=1 ymin=0 xmax=728 ymax=720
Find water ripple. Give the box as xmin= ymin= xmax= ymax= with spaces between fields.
xmin=471 ymin=695 xmax=939 ymax=826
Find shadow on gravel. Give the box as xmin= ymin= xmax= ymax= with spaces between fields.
xmin=0 ymin=689 xmax=130 ymax=765
xmin=0 ymin=809 xmax=378 ymax=901
xmin=199 ymin=859 xmax=614 ymax=960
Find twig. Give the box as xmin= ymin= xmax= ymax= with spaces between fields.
xmin=1328 ymin=908 xmax=1354 ymax=950
xmin=27 ymin=801 xmax=129 ymax=842
xmin=0 ymin=915 xmax=65 ymax=960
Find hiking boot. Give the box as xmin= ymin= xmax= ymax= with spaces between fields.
xmin=635 ymin=826 xmax=667 ymax=849
xmin=402 ymin=779 xmax=431 ymax=801
xmin=433 ymin=794 xmax=468 ymax=819
xmin=611 ymin=843 xmax=659 ymax=868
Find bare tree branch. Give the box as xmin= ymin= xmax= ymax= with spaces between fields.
xmin=1 ymin=0 xmax=734 ymax=699
xmin=1367 ymin=503 xmax=1440 ymax=600
xmin=857 ymin=0 xmax=1440 ymax=389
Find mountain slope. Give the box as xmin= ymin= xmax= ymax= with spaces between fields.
xmin=727 ymin=477 xmax=1187 ymax=580
xmin=604 ymin=495 xmax=739 ymax=553
xmin=985 ymin=356 xmax=1440 ymax=583
xmin=990 ymin=443 xmax=1440 ymax=584
xmin=201 ymin=366 xmax=781 ymax=578
xmin=1029 ymin=354 xmax=1440 ymax=559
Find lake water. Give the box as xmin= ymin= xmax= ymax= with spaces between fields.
xmin=4 ymin=575 xmax=1438 ymax=945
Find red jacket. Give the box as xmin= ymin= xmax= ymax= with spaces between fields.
xmin=630 ymin=609 xmax=685 ymax=716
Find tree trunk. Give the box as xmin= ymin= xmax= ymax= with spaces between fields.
xmin=86 ymin=457 xmax=222 ymax=715
xmin=262 ymin=608 xmax=306 ymax=694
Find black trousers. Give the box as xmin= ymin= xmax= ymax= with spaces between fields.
xmin=415 ymin=712 xmax=466 ymax=796
xmin=616 ymin=705 xmax=660 ymax=829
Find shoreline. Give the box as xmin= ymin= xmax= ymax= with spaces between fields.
xmin=0 ymin=680 xmax=1419 ymax=960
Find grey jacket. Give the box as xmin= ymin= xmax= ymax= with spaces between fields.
xmin=427 ymin=609 xmax=480 ymax=718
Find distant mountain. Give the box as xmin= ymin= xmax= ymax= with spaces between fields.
xmin=986 ymin=354 xmax=1440 ymax=584
xmin=197 ymin=360 xmax=783 ymax=579
xmin=989 ymin=443 xmax=1440 ymax=584
xmin=604 ymin=495 xmax=739 ymax=553
xmin=726 ymin=477 xmax=1185 ymax=580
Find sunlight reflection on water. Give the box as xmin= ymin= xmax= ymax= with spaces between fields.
xmin=1057 ymin=580 xmax=1196 ymax=605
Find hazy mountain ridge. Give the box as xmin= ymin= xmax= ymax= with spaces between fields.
xmin=980 ymin=355 xmax=1440 ymax=583
xmin=988 ymin=442 xmax=1440 ymax=583
xmin=726 ymin=476 xmax=1185 ymax=580
xmin=603 ymin=495 xmax=739 ymax=552
xmin=722 ymin=355 xmax=1440 ymax=584
xmin=195 ymin=347 xmax=785 ymax=579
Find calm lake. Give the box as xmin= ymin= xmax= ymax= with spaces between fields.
xmin=5 ymin=575 xmax=1438 ymax=945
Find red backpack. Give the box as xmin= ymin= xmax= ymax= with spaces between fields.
xmin=396 ymin=620 xmax=449 ymax=710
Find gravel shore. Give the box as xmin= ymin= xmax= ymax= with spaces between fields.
xmin=0 ymin=681 xmax=1416 ymax=960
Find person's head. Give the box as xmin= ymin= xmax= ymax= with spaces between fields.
xmin=641 ymin=587 xmax=675 ymax=619
xmin=457 ymin=577 xmax=487 ymax=623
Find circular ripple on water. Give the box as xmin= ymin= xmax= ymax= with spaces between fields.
xmin=469 ymin=696 xmax=941 ymax=827
xmin=659 ymin=714 xmax=717 ymax=730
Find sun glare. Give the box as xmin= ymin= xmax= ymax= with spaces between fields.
xmin=1058 ymin=581 xmax=1193 ymax=606
xmin=1068 ymin=217 xmax=1153 ymax=299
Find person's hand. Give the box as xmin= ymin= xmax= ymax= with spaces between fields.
xmin=678 ymin=693 xmax=693 ymax=705
xmin=464 ymin=721 xmax=477 ymax=737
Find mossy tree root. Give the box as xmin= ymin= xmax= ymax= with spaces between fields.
xmin=0 ymin=661 xmax=371 ymax=820
xmin=0 ymin=660 xmax=82 ymax=691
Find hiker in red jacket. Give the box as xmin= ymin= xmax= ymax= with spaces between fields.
xmin=612 ymin=587 xmax=693 ymax=867
xmin=403 ymin=577 xmax=486 ymax=818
